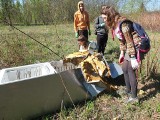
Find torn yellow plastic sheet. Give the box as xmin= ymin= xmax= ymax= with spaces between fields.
xmin=63 ymin=51 xmax=111 ymax=83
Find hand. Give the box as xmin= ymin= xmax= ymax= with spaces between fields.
xmin=75 ymin=32 xmax=79 ymax=38
xmin=119 ymin=51 xmax=124 ymax=64
xmin=100 ymin=23 xmax=105 ymax=27
xmin=131 ymin=57 xmax=139 ymax=69
xmin=88 ymin=30 xmax=91 ymax=35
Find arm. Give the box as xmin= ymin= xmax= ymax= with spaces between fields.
xmin=95 ymin=17 xmax=105 ymax=29
xmin=94 ymin=17 xmax=99 ymax=29
xmin=86 ymin=12 xmax=90 ymax=31
xmin=121 ymin=22 xmax=139 ymax=69
xmin=119 ymin=40 xmax=126 ymax=51
xmin=121 ymin=22 xmax=136 ymax=57
xmin=118 ymin=40 xmax=126 ymax=64
xmin=74 ymin=13 xmax=78 ymax=33
xmin=74 ymin=13 xmax=79 ymax=38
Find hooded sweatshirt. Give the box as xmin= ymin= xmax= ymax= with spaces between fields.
xmin=74 ymin=1 xmax=90 ymax=32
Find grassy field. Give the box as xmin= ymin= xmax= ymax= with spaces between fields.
xmin=0 ymin=23 xmax=160 ymax=120
xmin=0 ymin=23 xmax=123 ymax=68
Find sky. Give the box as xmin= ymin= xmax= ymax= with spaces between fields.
xmin=145 ymin=0 xmax=160 ymax=11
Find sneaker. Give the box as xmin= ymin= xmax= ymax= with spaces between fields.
xmin=125 ymin=97 xmax=139 ymax=104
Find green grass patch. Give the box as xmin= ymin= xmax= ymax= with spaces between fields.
xmin=0 ymin=23 xmax=160 ymax=120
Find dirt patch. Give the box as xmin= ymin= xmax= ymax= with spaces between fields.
xmin=138 ymin=79 xmax=160 ymax=102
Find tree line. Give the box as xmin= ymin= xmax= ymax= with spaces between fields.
xmin=0 ymin=0 xmax=149 ymax=26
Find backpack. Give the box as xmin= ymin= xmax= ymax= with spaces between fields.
xmin=119 ymin=21 xmax=150 ymax=54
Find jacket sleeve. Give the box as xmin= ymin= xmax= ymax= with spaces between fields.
xmin=94 ymin=17 xmax=103 ymax=29
xmin=121 ymin=22 xmax=136 ymax=56
xmin=119 ymin=40 xmax=126 ymax=51
xmin=86 ymin=12 xmax=90 ymax=30
xmin=94 ymin=17 xmax=99 ymax=29
xmin=74 ymin=13 xmax=78 ymax=32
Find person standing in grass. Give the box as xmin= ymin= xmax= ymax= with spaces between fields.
xmin=102 ymin=6 xmax=142 ymax=104
xmin=74 ymin=1 xmax=91 ymax=39
xmin=94 ymin=5 xmax=109 ymax=55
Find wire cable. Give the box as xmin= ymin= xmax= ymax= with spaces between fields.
xmin=3 ymin=20 xmax=64 ymax=59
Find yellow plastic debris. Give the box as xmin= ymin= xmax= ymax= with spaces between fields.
xmin=138 ymin=90 xmax=145 ymax=95
xmin=63 ymin=51 xmax=116 ymax=91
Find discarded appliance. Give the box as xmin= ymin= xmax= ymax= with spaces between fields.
xmin=0 ymin=52 xmax=123 ymax=119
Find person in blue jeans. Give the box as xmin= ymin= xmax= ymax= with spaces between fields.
xmin=94 ymin=5 xmax=109 ymax=55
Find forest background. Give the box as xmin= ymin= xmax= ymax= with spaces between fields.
xmin=0 ymin=0 xmax=160 ymax=30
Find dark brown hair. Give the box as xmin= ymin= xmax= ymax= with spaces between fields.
xmin=77 ymin=34 xmax=87 ymax=42
xmin=101 ymin=5 xmax=111 ymax=14
xmin=77 ymin=35 xmax=88 ymax=49
xmin=102 ymin=6 xmax=121 ymax=28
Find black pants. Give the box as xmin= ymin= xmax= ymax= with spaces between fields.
xmin=97 ymin=34 xmax=108 ymax=55
xmin=122 ymin=60 xmax=137 ymax=98
xmin=78 ymin=30 xmax=88 ymax=39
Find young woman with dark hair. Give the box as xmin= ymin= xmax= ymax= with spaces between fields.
xmin=102 ymin=6 xmax=142 ymax=103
